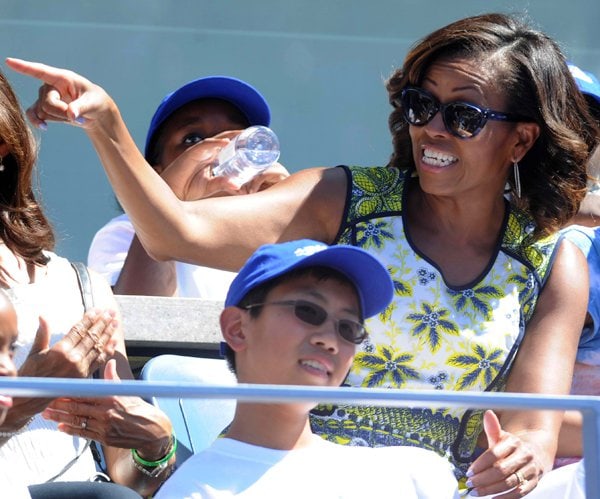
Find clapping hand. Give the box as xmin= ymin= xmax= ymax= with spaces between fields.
xmin=19 ymin=309 xmax=118 ymax=380
xmin=43 ymin=359 xmax=172 ymax=459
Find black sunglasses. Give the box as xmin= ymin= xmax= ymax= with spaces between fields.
xmin=396 ymin=86 xmax=531 ymax=139
xmin=243 ymin=299 xmax=368 ymax=345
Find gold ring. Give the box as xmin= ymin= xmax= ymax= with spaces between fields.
xmin=514 ymin=469 xmax=526 ymax=486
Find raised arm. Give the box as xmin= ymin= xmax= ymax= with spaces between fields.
xmin=6 ymin=58 xmax=345 ymax=271
xmin=114 ymin=146 xmax=292 ymax=296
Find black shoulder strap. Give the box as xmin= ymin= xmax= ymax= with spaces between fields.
xmin=69 ymin=261 xmax=107 ymax=477
xmin=71 ymin=261 xmax=98 ymax=383
xmin=71 ymin=261 xmax=94 ymax=311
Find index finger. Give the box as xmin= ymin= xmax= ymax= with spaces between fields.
xmin=5 ymin=57 xmax=71 ymax=87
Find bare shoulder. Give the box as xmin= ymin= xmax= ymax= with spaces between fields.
xmin=552 ymin=236 xmax=589 ymax=280
xmin=531 ymin=236 xmax=589 ymax=331
xmin=275 ymin=166 xmax=348 ymax=243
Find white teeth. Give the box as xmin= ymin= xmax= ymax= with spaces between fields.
xmin=301 ymin=360 xmax=327 ymax=374
xmin=422 ymin=148 xmax=457 ymax=167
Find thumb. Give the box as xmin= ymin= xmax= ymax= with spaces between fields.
xmin=483 ymin=409 xmax=503 ymax=447
xmin=103 ymin=359 xmax=121 ymax=382
xmin=30 ymin=316 xmax=51 ymax=355
xmin=67 ymin=102 xmax=85 ymax=123
xmin=67 ymin=87 xmax=108 ymax=125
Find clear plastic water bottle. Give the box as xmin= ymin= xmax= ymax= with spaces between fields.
xmin=213 ymin=126 xmax=280 ymax=186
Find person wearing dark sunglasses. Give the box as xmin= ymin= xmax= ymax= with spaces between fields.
xmin=7 ymin=11 xmax=597 ymax=499
xmin=155 ymin=239 xmax=460 ymax=498
xmin=395 ymin=86 xmax=534 ymax=140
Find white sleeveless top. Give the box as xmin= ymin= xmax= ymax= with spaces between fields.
xmin=0 ymin=252 xmax=97 ymax=485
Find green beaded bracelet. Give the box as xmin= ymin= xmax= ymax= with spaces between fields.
xmin=131 ymin=433 xmax=177 ymax=468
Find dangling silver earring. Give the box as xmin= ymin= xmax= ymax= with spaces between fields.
xmin=513 ymin=161 xmax=521 ymax=199
xmin=0 ymin=156 xmax=4 ymax=172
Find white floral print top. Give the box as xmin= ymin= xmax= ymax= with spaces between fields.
xmin=310 ymin=166 xmax=560 ymax=480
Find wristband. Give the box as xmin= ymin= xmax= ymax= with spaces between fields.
xmin=131 ymin=433 xmax=177 ymax=477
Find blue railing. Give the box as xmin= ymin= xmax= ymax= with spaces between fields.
xmin=0 ymin=377 xmax=596 ymax=496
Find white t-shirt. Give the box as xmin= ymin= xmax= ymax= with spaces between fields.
xmin=88 ymin=214 xmax=236 ymax=298
xmin=155 ymin=436 xmax=460 ymax=499
xmin=6 ymin=482 xmax=32 ymax=499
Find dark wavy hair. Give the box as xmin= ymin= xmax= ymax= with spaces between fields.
xmin=0 ymin=70 xmax=54 ymax=266
xmin=386 ymin=13 xmax=599 ymax=238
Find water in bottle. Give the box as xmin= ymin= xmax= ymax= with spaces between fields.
xmin=213 ymin=126 xmax=280 ymax=186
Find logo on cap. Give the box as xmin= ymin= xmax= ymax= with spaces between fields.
xmin=294 ymin=244 xmax=327 ymax=257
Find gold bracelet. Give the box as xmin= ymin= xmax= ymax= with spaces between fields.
xmin=0 ymin=415 xmax=35 ymax=439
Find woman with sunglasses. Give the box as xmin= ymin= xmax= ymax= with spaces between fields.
xmin=7 ymin=12 xmax=597 ymax=498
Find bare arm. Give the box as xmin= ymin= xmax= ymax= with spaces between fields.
xmin=114 ymin=235 xmax=178 ymax=296
xmin=6 ymin=58 xmax=346 ymax=271
xmin=85 ymin=117 xmax=345 ymax=270
xmin=467 ymin=240 xmax=587 ymax=497
xmin=114 ymin=150 xmax=292 ymax=296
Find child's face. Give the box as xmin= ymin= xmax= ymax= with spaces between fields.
xmin=0 ymin=298 xmax=18 ymax=425
xmin=237 ymin=274 xmax=360 ymax=388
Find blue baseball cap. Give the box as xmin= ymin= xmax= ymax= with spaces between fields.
xmin=144 ymin=76 xmax=271 ymax=159
xmin=569 ymin=63 xmax=600 ymax=107
xmin=225 ymin=239 xmax=394 ymax=319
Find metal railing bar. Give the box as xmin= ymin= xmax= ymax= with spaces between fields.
xmin=0 ymin=377 xmax=596 ymax=496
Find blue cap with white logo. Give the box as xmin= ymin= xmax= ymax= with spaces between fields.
xmin=225 ymin=239 xmax=393 ymax=319
xmin=144 ymin=76 xmax=271 ymax=160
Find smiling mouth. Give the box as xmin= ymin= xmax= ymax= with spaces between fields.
xmin=422 ymin=148 xmax=458 ymax=168
xmin=300 ymin=359 xmax=330 ymax=376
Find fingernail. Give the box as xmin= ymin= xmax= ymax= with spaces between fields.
xmin=74 ymin=117 xmax=85 ymax=125
xmin=38 ymin=122 xmax=47 ymax=131
xmin=470 ymin=491 xmax=480 ymax=497
xmin=466 ymin=469 xmax=474 ymax=477
xmin=466 ymin=479 xmax=473 ymax=488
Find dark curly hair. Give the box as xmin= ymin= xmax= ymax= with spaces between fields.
xmin=386 ymin=12 xmax=599 ymax=238
xmin=0 ymin=70 xmax=54 ymax=266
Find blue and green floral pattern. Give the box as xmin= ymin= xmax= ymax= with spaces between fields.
xmin=310 ymin=165 xmax=560 ymax=479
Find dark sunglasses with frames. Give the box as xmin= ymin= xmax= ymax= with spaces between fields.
xmin=243 ymin=299 xmax=368 ymax=345
xmin=395 ymin=86 xmax=533 ymax=139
